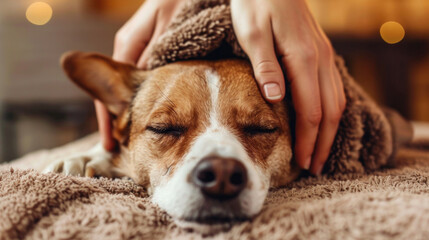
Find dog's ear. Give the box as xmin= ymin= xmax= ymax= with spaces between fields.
xmin=61 ymin=51 xmax=147 ymax=144
xmin=61 ymin=51 xmax=144 ymax=115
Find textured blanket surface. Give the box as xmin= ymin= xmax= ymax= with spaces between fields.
xmin=1 ymin=135 xmax=429 ymax=240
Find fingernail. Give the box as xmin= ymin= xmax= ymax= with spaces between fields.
xmin=303 ymin=157 xmax=311 ymax=170
xmin=263 ymin=83 xmax=282 ymax=100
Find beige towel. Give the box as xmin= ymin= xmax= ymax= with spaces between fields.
xmin=1 ymin=135 xmax=429 ymax=239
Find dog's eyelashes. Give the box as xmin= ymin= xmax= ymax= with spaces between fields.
xmin=147 ymin=125 xmax=186 ymax=137
xmin=243 ymin=125 xmax=278 ymax=135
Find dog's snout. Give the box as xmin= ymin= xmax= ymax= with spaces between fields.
xmin=191 ymin=157 xmax=247 ymax=200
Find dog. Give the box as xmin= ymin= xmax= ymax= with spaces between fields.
xmin=43 ymin=51 xmax=429 ymax=226
xmin=43 ymin=51 xmax=301 ymax=224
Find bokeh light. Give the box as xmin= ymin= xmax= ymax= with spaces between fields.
xmin=380 ymin=21 xmax=405 ymax=44
xmin=26 ymin=2 xmax=53 ymax=26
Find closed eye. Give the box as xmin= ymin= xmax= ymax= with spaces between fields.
xmin=243 ymin=125 xmax=278 ymax=135
xmin=147 ymin=125 xmax=187 ymax=137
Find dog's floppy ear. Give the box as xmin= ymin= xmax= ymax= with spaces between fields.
xmin=61 ymin=51 xmax=147 ymax=144
xmin=61 ymin=51 xmax=143 ymax=115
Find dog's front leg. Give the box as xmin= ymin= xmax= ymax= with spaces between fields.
xmin=43 ymin=143 xmax=114 ymax=178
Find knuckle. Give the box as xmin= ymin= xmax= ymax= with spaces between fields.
xmin=318 ymin=40 xmax=334 ymax=59
xmin=304 ymin=107 xmax=322 ymax=127
xmin=301 ymin=47 xmax=318 ymax=62
xmin=308 ymin=113 xmax=322 ymax=126
xmin=114 ymin=29 xmax=128 ymax=46
xmin=328 ymin=110 xmax=343 ymax=125
xmin=290 ymin=40 xmax=318 ymax=62
xmin=254 ymin=60 xmax=280 ymax=76
xmin=242 ymin=27 xmax=263 ymax=44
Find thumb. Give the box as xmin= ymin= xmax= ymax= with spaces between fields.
xmin=245 ymin=37 xmax=285 ymax=103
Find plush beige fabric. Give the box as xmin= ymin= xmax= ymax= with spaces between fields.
xmin=1 ymin=135 xmax=429 ymax=239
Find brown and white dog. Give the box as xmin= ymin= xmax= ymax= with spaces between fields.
xmin=43 ymin=52 xmax=429 ymax=225
xmin=43 ymin=52 xmax=300 ymax=223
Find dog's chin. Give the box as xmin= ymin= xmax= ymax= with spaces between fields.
xmin=174 ymin=216 xmax=247 ymax=235
xmin=172 ymin=199 xmax=252 ymax=235
xmin=182 ymin=213 xmax=248 ymax=225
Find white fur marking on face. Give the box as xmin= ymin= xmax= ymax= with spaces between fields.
xmin=206 ymin=69 xmax=221 ymax=128
xmin=152 ymin=70 xmax=269 ymax=221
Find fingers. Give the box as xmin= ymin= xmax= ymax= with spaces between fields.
xmin=281 ymin=49 xmax=322 ymax=170
xmin=115 ymin=0 xmax=186 ymax=68
xmin=299 ymin=6 xmax=346 ymax=174
xmin=308 ymin=47 xmax=345 ymax=175
xmin=113 ymin=1 xmax=158 ymax=64
xmin=232 ymin=11 xmax=286 ymax=103
xmin=231 ymin=0 xmax=346 ymax=175
xmin=136 ymin=18 xmax=168 ymax=69
xmin=282 ymin=41 xmax=346 ymax=174
xmin=248 ymin=43 xmax=286 ymax=103
xmin=137 ymin=0 xmax=187 ymax=69
xmin=95 ymin=100 xmax=116 ymax=151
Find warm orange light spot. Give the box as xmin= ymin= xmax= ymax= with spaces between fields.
xmin=380 ymin=21 xmax=405 ymax=44
xmin=26 ymin=2 xmax=53 ymax=26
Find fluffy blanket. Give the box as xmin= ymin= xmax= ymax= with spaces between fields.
xmin=1 ymin=134 xmax=429 ymax=239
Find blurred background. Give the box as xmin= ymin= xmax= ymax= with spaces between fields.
xmin=0 ymin=0 xmax=428 ymax=162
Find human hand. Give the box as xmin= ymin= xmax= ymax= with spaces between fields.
xmin=95 ymin=0 xmax=187 ymax=151
xmin=231 ymin=0 xmax=346 ymax=175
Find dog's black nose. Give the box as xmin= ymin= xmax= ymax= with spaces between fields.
xmin=191 ymin=157 xmax=247 ymax=200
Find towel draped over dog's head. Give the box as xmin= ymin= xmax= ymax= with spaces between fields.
xmin=142 ymin=0 xmax=412 ymax=174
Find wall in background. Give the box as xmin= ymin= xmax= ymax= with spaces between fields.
xmin=0 ymin=32 xmax=4 ymax=160
xmin=411 ymin=57 xmax=429 ymax=121
xmin=309 ymin=0 xmax=429 ymax=37
xmin=0 ymin=0 xmax=122 ymax=161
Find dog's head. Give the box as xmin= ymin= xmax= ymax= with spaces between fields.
xmin=62 ymin=52 xmax=300 ymax=223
